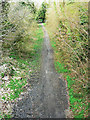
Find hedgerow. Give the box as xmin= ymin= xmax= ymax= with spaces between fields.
xmin=46 ymin=1 xmax=88 ymax=118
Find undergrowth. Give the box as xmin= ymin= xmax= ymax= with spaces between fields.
xmin=45 ymin=1 xmax=88 ymax=118
xmin=0 ymin=24 xmax=43 ymax=119
xmin=51 ymin=41 xmax=88 ymax=118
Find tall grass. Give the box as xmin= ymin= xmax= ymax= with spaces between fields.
xmin=46 ymin=1 xmax=88 ymax=118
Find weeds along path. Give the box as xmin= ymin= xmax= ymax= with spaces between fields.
xmin=13 ymin=24 xmax=68 ymax=118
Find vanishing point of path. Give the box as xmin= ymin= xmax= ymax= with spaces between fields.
xmin=13 ymin=24 xmax=69 ymax=118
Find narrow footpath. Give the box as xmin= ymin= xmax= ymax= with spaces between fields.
xmin=13 ymin=24 xmax=68 ymax=118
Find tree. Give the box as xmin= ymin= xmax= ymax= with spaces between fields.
xmin=36 ymin=2 xmax=47 ymax=23
xmin=19 ymin=1 xmax=36 ymax=14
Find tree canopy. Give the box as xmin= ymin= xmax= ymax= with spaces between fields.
xmin=36 ymin=2 xmax=48 ymax=23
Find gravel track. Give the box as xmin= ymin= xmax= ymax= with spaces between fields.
xmin=13 ymin=24 xmax=68 ymax=118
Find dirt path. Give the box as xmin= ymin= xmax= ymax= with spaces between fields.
xmin=13 ymin=24 xmax=68 ymax=118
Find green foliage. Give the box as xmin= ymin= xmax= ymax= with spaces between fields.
xmin=6 ymin=78 xmax=27 ymax=100
xmin=79 ymin=5 xmax=88 ymax=25
xmin=1 ymin=73 xmax=5 ymax=78
xmin=0 ymin=24 xmax=43 ymax=119
xmin=55 ymin=61 xmax=68 ymax=73
xmin=36 ymin=2 xmax=48 ymax=22
xmin=43 ymin=23 xmax=46 ymax=26
xmin=19 ymin=1 xmax=36 ymax=14
xmin=46 ymin=1 xmax=88 ymax=118
xmin=0 ymin=113 xmax=11 ymax=119
xmin=1 ymin=1 xmax=10 ymax=14
xmin=1 ymin=0 xmax=44 ymax=118
xmin=1 ymin=0 xmax=38 ymax=55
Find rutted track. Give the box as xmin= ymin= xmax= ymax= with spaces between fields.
xmin=13 ymin=24 xmax=68 ymax=118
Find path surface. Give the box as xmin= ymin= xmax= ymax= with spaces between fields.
xmin=13 ymin=24 xmax=68 ymax=118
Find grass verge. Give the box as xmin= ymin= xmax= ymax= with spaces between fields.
xmin=43 ymin=22 xmax=88 ymax=118
xmin=0 ymin=24 xmax=44 ymax=119
xmin=51 ymin=38 xmax=88 ymax=118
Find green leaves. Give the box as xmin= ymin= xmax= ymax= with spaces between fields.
xmin=1 ymin=73 xmax=5 ymax=78
xmin=55 ymin=61 xmax=68 ymax=73
xmin=2 ymin=96 xmax=6 ymax=100
xmin=36 ymin=2 xmax=47 ymax=23
xmin=46 ymin=1 xmax=88 ymax=118
xmin=7 ymin=78 xmax=26 ymax=101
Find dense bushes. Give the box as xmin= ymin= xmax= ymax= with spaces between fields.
xmin=1 ymin=1 xmax=37 ymax=57
xmin=46 ymin=1 xmax=88 ymax=118
xmin=36 ymin=2 xmax=48 ymax=23
xmin=0 ymin=1 xmax=44 ymax=118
